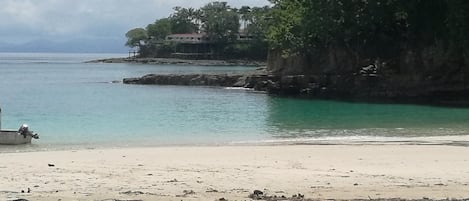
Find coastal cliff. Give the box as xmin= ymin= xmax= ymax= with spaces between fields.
xmin=263 ymin=44 xmax=469 ymax=105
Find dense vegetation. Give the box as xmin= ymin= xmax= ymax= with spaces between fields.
xmin=263 ymin=0 xmax=469 ymax=102
xmin=267 ymin=0 xmax=469 ymax=74
xmin=125 ymin=2 xmax=271 ymax=60
xmin=126 ymin=0 xmax=469 ymax=74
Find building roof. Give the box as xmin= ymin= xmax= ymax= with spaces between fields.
xmin=166 ymin=33 xmax=206 ymax=37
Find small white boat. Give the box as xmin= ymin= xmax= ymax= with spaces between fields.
xmin=0 ymin=129 xmax=39 ymax=145
xmin=0 ymin=107 xmax=39 ymax=145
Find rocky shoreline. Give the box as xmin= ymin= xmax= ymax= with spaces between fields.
xmin=123 ymin=72 xmax=469 ymax=107
xmin=87 ymin=57 xmax=266 ymax=67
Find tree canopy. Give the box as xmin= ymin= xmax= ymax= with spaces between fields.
xmin=125 ymin=1 xmax=272 ymax=59
xmin=199 ymin=2 xmax=240 ymax=42
xmin=266 ymin=0 xmax=469 ymax=58
xmin=125 ymin=28 xmax=148 ymax=48
xmin=146 ymin=18 xmax=172 ymax=41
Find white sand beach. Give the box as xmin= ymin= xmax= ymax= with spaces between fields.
xmin=1 ymin=145 xmax=469 ymax=201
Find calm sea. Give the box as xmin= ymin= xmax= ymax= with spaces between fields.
xmin=1 ymin=53 xmax=468 ymax=151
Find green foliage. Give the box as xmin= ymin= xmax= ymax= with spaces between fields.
xmin=170 ymin=7 xmax=199 ymax=34
xmin=267 ymin=0 xmax=469 ymax=58
xmin=125 ymin=28 xmax=148 ymax=48
xmin=146 ymin=18 xmax=172 ymax=41
xmin=125 ymin=1 xmax=272 ymax=59
xmin=266 ymin=0 xmax=305 ymax=56
xmin=447 ymin=0 xmax=469 ymax=50
xmin=200 ymin=2 xmax=240 ymax=42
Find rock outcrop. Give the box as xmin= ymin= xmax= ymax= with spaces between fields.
xmin=124 ymin=74 xmax=245 ymax=86
xmin=263 ymin=47 xmax=469 ymax=106
xmin=122 ymin=45 xmax=469 ymax=106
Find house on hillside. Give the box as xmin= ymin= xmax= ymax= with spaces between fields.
xmin=165 ymin=33 xmax=213 ymax=59
xmin=165 ymin=33 xmax=207 ymax=43
xmin=165 ymin=32 xmax=254 ymax=59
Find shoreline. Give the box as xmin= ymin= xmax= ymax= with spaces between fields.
xmin=87 ymin=57 xmax=266 ymax=67
xmin=2 ymin=134 xmax=469 ymax=154
xmin=1 ymin=144 xmax=469 ymax=201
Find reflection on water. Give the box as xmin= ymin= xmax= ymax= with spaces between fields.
xmin=265 ymin=97 xmax=469 ymax=138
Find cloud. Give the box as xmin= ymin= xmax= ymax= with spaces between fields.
xmin=0 ymin=0 xmax=270 ymax=45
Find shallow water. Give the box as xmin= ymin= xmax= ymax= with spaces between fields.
xmin=0 ymin=53 xmax=468 ymax=151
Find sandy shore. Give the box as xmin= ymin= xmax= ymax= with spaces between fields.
xmin=1 ymin=145 xmax=469 ymax=201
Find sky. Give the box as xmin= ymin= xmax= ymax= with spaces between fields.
xmin=0 ymin=0 xmax=270 ymax=52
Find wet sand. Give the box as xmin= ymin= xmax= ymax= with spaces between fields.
xmin=1 ymin=145 xmax=468 ymax=201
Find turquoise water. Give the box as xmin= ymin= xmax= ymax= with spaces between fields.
xmin=1 ymin=53 xmax=469 ymax=151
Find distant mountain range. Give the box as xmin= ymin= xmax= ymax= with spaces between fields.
xmin=0 ymin=38 xmax=129 ymax=53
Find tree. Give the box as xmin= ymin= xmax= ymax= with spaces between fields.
xmin=125 ymin=28 xmax=148 ymax=48
xmin=246 ymin=6 xmax=272 ymax=39
xmin=124 ymin=2 xmax=272 ymax=60
xmin=170 ymin=7 xmax=199 ymax=34
xmin=146 ymin=18 xmax=172 ymax=41
xmin=200 ymin=2 xmax=240 ymax=42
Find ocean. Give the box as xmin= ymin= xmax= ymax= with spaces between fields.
xmin=1 ymin=53 xmax=469 ymax=151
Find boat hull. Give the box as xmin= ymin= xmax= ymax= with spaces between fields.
xmin=0 ymin=130 xmax=33 ymax=145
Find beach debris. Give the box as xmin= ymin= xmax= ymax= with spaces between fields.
xmin=183 ymin=190 xmax=195 ymax=195
xmin=27 ymin=188 xmax=31 ymax=193
xmin=11 ymin=199 xmax=29 ymax=201
xmin=249 ymin=190 xmax=264 ymax=199
xmin=218 ymin=198 xmax=227 ymax=201
xmin=292 ymin=193 xmax=304 ymax=198
xmin=120 ymin=190 xmax=145 ymax=195
xmin=167 ymin=178 xmax=179 ymax=183
xmin=101 ymin=199 xmax=143 ymax=201
xmin=48 ymin=163 xmax=55 ymax=167
xmin=248 ymin=191 xmax=314 ymax=201
xmin=176 ymin=189 xmax=196 ymax=197
xmin=354 ymin=183 xmax=359 ymax=186
xmin=254 ymin=190 xmax=264 ymax=196
xmin=206 ymin=188 xmax=219 ymax=193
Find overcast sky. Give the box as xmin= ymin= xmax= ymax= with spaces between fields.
xmin=0 ymin=0 xmax=270 ymax=46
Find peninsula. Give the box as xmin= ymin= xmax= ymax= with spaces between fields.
xmin=120 ymin=1 xmax=469 ymax=106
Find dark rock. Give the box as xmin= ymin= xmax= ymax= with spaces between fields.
xmin=253 ymin=190 xmax=263 ymax=196
xmin=48 ymin=164 xmax=55 ymax=167
xmin=124 ymin=74 xmax=245 ymax=87
xmin=265 ymin=47 xmax=469 ymax=106
xmin=233 ymin=76 xmax=248 ymax=87
xmin=248 ymin=189 xmax=264 ymax=200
